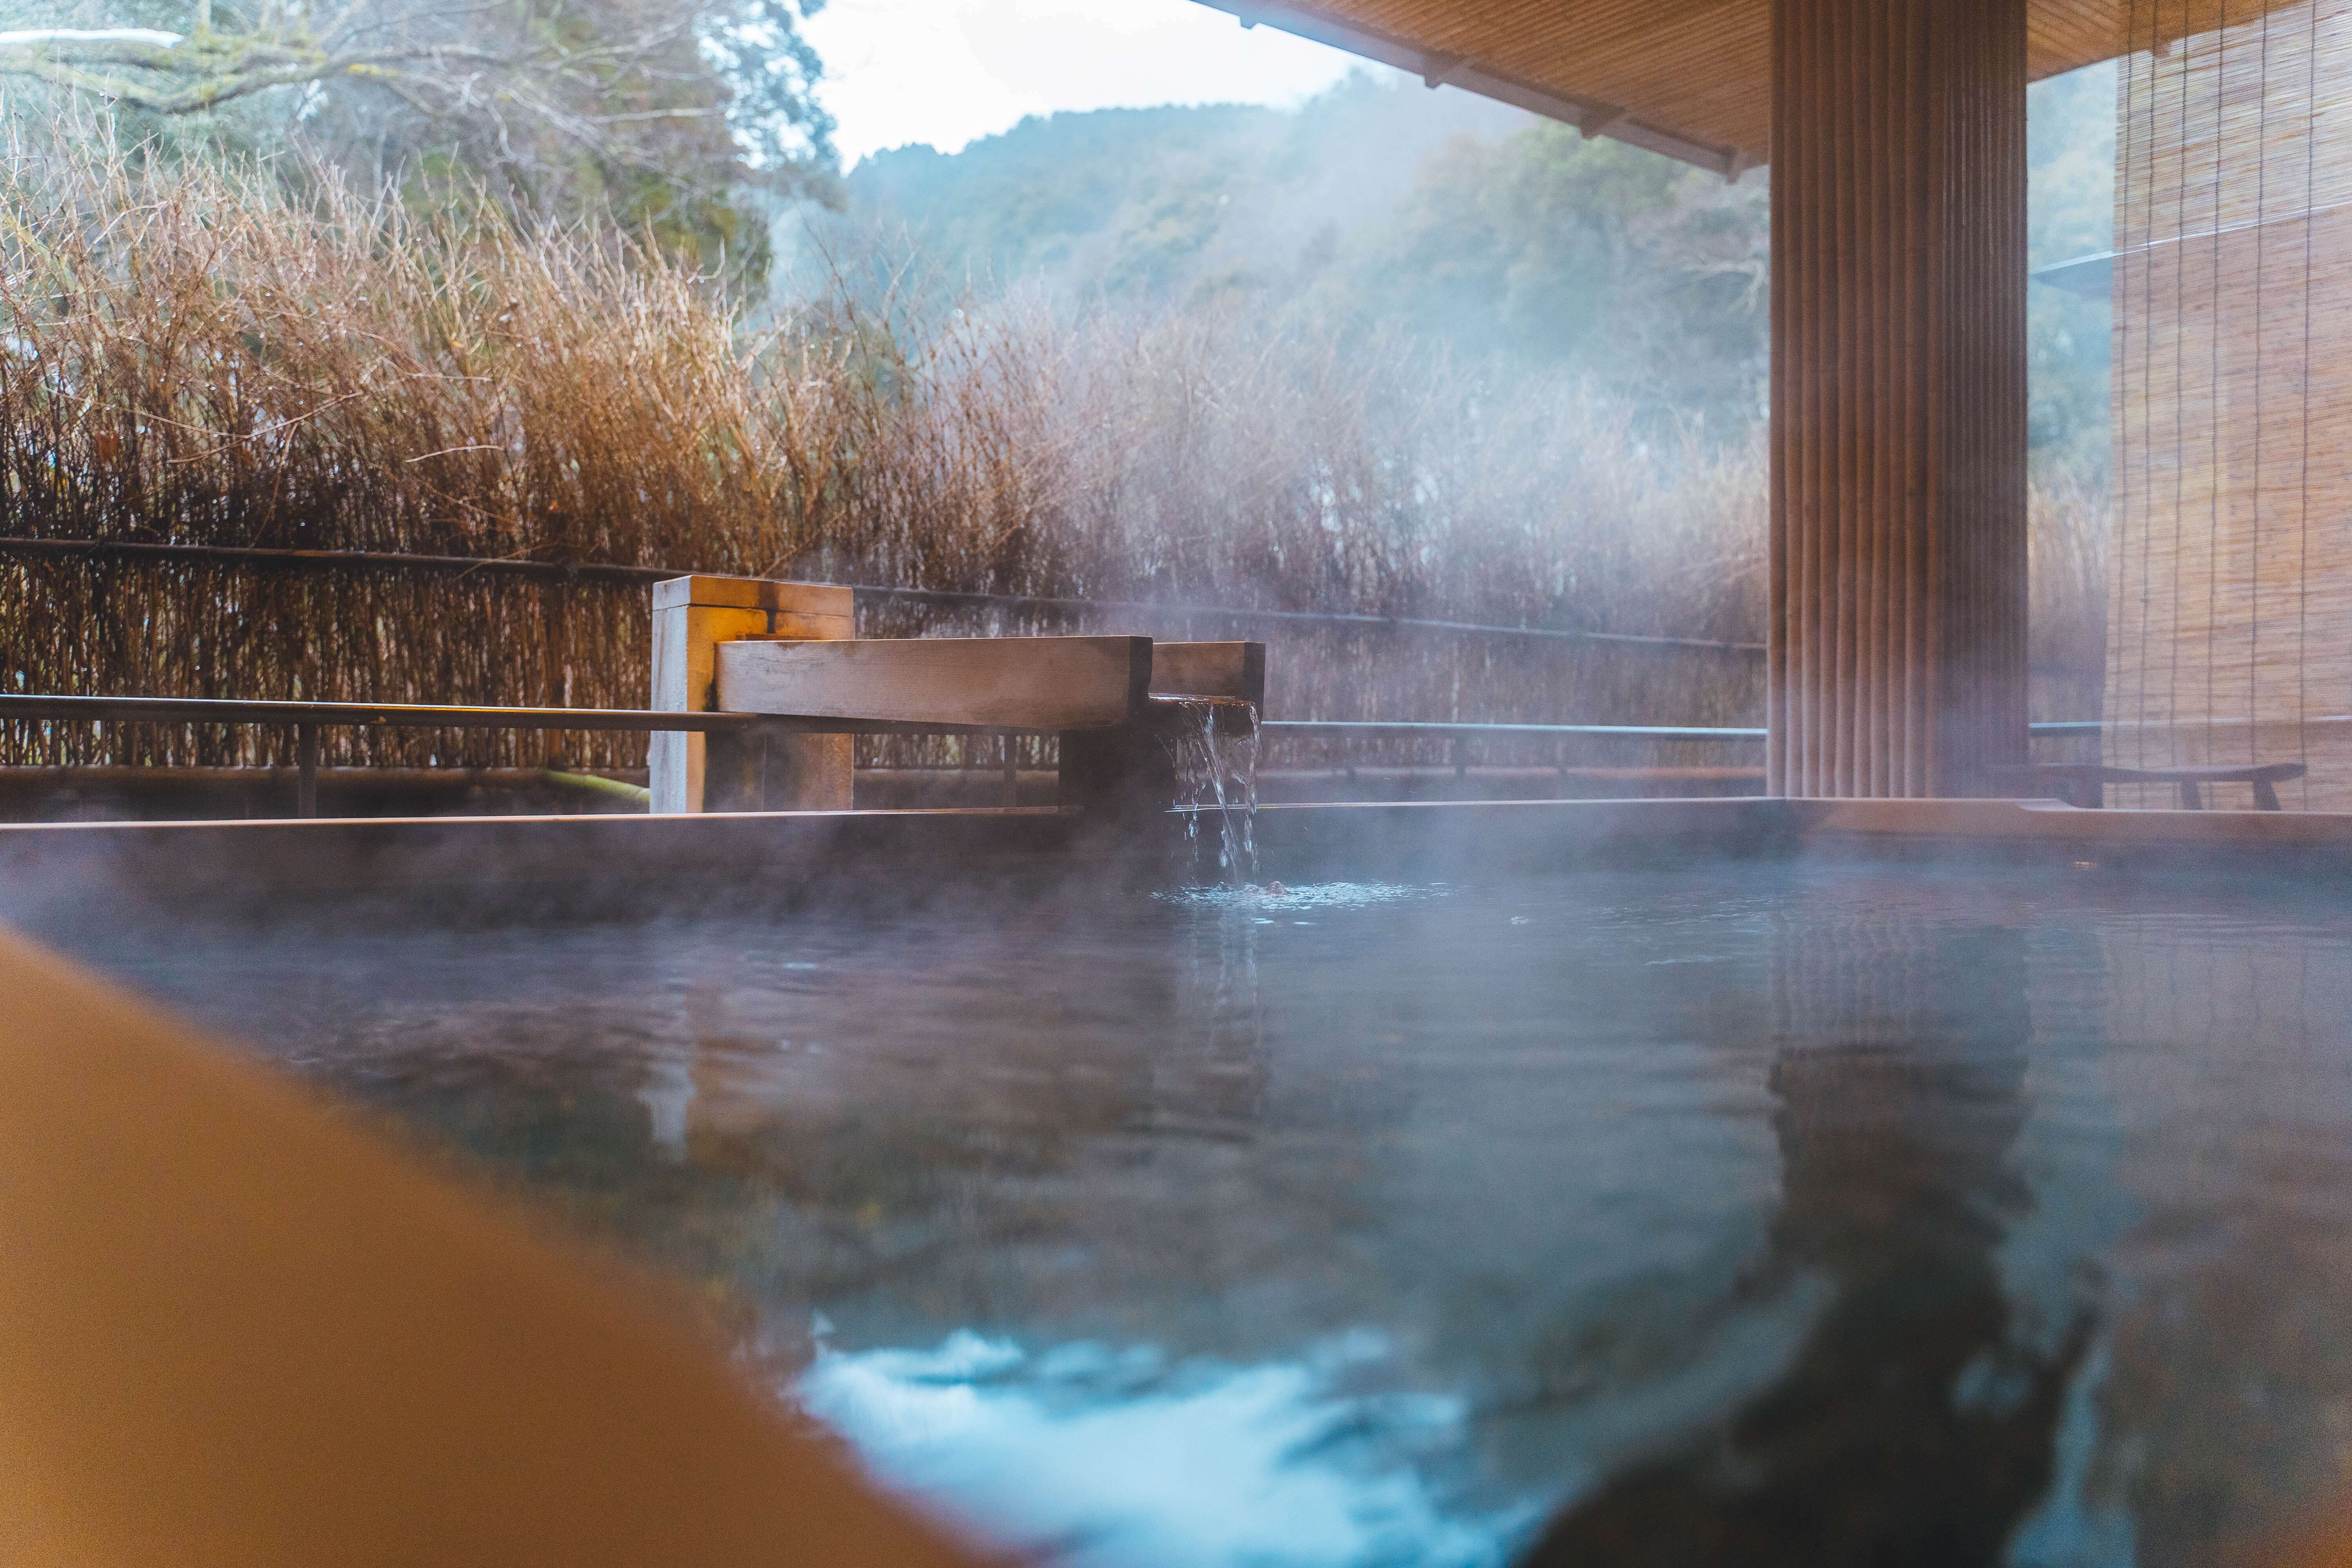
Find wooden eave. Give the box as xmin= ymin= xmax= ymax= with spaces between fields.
xmin=1194 ymin=0 xmax=2283 ymax=176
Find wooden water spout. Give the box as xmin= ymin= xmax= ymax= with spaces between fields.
xmin=650 ymin=573 xmax=1264 ymax=822
xmin=715 ymin=634 xmax=1154 ymax=730
xmin=1065 ymin=643 xmax=1266 ymax=837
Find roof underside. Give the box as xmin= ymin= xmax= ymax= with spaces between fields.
xmin=1193 ymin=0 xmax=2251 ymax=177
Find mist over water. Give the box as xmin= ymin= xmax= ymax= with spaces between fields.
xmin=38 ymin=859 xmax=2352 ymax=1566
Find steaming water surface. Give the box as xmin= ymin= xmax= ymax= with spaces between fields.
xmin=47 ymin=860 xmax=2352 ymax=1567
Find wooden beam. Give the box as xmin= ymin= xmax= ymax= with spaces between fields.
xmin=1148 ymin=642 xmax=1266 ymax=707
xmin=715 ymin=636 xmax=1152 ymax=731
xmin=650 ymin=574 xmax=854 ymax=622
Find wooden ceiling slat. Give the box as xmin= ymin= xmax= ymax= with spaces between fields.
xmin=1211 ymin=0 xmax=2302 ymax=165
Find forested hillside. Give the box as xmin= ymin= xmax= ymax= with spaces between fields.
xmin=792 ymin=65 xmax=2115 ymax=477
xmin=2026 ymin=61 xmax=2118 ymax=480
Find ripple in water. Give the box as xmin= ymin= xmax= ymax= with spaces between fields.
xmin=795 ymin=1328 xmax=1524 ymax=1568
xmin=1155 ymin=882 xmax=1447 ymax=912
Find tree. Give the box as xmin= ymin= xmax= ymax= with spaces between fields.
xmin=1330 ymin=125 xmax=1767 ymax=430
xmin=0 ymin=0 xmax=836 ymax=272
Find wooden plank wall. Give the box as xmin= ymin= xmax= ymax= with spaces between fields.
xmin=2109 ymin=0 xmax=2352 ymax=808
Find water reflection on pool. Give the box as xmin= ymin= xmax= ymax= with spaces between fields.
xmin=49 ymin=861 xmax=2352 ymax=1567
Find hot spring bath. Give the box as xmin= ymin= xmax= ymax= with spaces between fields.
xmin=29 ymin=852 xmax=2352 ymax=1566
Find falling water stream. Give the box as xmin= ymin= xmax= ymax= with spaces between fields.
xmin=1149 ymin=696 xmax=1260 ymax=883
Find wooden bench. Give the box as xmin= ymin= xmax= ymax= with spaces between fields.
xmin=1998 ymin=762 xmax=2307 ymax=811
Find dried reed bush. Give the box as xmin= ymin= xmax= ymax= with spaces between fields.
xmin=833 ymin=300 xmax=1777 ymax=770
xmin=0 ymin=142 xmax=785 ymax=566
xmin=0 ymin=129 xmax=2105 ymax=779
xmin=0 ymin=129 xmax=780 ymax=767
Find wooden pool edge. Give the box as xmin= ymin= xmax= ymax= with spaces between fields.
xmin=0 ymin=806 xmax=1082 ymax=928
xmin=1 ymin=796 xmax=2347 ymax=929
xmin=1252 ymin=795 xmax=2352 ymax=876
xmin=1793 ymin=795 xmax=2352 ymax=848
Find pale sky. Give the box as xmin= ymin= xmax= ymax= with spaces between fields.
xmin=800 ymin=0 xmax=1387 ymax=165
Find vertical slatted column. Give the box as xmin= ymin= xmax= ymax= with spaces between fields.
xmin=1769 ymin=0 xmax=2030 ymax=798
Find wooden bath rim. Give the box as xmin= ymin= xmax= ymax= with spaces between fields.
xmin=3 ymin=796 xmax=2348 ymax=931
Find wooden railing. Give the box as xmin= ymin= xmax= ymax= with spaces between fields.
xmin=12 ymin=695 xmax=2242 ymax=816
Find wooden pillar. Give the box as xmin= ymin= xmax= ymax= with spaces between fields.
xmin=649 ymin=576 xmax=854 ymax=813
xmin=1768 ymin=0 xmax=2029 ymax=798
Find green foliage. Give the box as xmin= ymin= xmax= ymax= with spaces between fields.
xmin=846 ymin=102 xmax=1284 ymax=291
xmin=2027 ymin=61 xmax=2117 ymax=486
xmin=817 ymin=74 xmax=1767 ymax=435
xmin=1343 ymin=127 xmax=1679 ymax=362
xmin=817 ymin=61 xmax=2120 ymax=468
xmin=1328 ymin=125 xmax=1766 ymax=429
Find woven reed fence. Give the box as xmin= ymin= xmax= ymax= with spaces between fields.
xmin=2 ymin=554 xmax=643 ymax=770
xmin=2108 ymin=0 xmax=2352 ymax=810
xmin=0 ymin=547 xmax=1770 ymax=774
xmin=4 ymin=522 xmax=2118 ymax=777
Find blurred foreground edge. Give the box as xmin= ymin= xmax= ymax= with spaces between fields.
xmin=0 ymin=927 xmax=976 ymax=1567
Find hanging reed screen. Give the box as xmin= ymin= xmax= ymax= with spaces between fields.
xmin=2109 ymin=0 xmax=2352 ymax=809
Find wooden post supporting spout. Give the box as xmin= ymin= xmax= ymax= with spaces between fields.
xmin=650 ymin=576 xmax=854 ymax=813
xmin=1059 ymin=641 xmax=1267 ymax=829
xmin=1768 ymin=0 xmax=2029 ymax=798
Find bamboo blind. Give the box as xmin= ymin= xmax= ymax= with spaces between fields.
xmin=2108 ymin=0 xmax=2352 ymax=809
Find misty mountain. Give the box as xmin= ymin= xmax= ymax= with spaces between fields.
xmin=836 ymin=76 xmax=1533 ymax=305
xmin=784 ymin=65 xmax=2113 ymax=472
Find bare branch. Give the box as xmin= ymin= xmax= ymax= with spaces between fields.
xmin=0 ymin=0 xmax=839 ymax=260
xmin=0 ymin=27 xmax=186 ymax=49
xmin=0 ymin=24 xmax=524 ymax=116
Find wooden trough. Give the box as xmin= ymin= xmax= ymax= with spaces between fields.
xmin=650 ymin=574 xmax=1265 ymax=820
